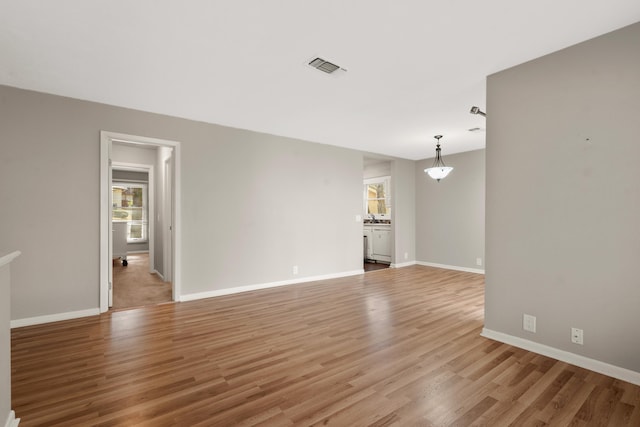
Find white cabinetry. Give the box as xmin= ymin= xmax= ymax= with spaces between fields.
xmin=363 ymin=228 xmax=373 ymax=260
xmin=364 ymin=225 xmax=391 ymax=263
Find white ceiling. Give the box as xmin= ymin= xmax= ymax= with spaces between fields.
xmin=2 ymin=1 xmax=639 ymax=160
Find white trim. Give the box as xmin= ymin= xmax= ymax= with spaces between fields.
xmin=100 ymin=135 xmax=110 ymax=311
xmin=390 ymin=260 xmax=416 ymax=268
xmin=481 ymin=328 xmax=640 ymax=386
xmin=416 ymin=261 xmax=485 ymax=274
xmin=4 ymin=410 xmax=19 ymax=427
xmin=162 ymin=154 xmax=174 ymax=285
xmin=180 ymin=269 xmax=364 ymax=302
xmin=10 ymin=308 xmax=100 ymax=329
xmin=100 ymin=131 xmax=182 ymax=312
xmin=153 ymin=270 xmax=165 ymax=281
xmin=0 ymin=251 xmax=21 ymax=268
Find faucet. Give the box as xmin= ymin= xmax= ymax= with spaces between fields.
xmin=370 ymin=214 xmax=376 ymax=223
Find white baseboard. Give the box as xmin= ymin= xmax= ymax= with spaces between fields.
xmin=152 ymin=270 xmax=165 ymax=281
xmin=11 ymin=308 xmax=100 ymax=329
xmin=180 ymin=269 xmax=365 ymax=302
xmin=416 ymin=261 xmax=485 ymax=274
xmin=481 ymin=328 xmax=640 ymax=386
xmin=4 ymin=410 xmax=19 ymax=427
xmin=390 ymin=261 xmax=416 ymax=268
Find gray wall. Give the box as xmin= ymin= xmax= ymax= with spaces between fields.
xmin=0 ymin=85 xmax=364 ymax=320
xmin=363 ymin=159 xmax=391 ymax=179
xmin=392 ymin=159 xmax=416 ymax=265
xmin=181 ymin=128 xmax=363 ymax=293
xmin=485 ymin=22 xmax=640 ymax=372
xmin=415 ymin=149 xmax=485 ymax=270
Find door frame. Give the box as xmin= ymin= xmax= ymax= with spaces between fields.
xmin=100 ymin=131 xmax=182 ymax=312
xmin=163 ymin=156 xmax=173 ymax=283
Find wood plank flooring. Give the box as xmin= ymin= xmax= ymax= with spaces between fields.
xmin=11 ymin=266 xmax=640 ymax=426
xmin=364 ymin=261 xmax=390 ymax=272
xmin=112 ymin=253 xmax=172 ymax=309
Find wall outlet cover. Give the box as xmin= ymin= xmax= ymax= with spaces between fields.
xmin=523 ymin=314 xmax=536 ymax=333
xmin=571 ymin=327 xmax=584 ymax=345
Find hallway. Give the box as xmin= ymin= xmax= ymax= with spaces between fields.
xmin=112 ymin=253 xmax=172 ymax=309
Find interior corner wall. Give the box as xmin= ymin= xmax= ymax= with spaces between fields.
xmin=391 ymin=159 xmax=416 ymax=264
xmin=485 ymin=22 xmax=640 ymax=373
xmin=415 ymin=149 xmax=485 ymax=270
xmin=0 ymin=85 xmax=364 ymax=321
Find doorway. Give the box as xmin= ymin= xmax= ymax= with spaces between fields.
xmin=111 ymin=161 xmax=171 ymax=309
xmin=100 ymin=131 xmax=182 ymax=312
xmin=363 ymin=157 xmax=392 ymax=272
xmin=112 ymin=252 xmax=172 ymax=308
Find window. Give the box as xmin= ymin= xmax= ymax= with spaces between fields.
xmin=364 ymin=176 xmax=391 ymax=219
xmin=112 ymin=182 xmax=148 ymax=242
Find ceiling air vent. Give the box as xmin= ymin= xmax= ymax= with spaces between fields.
xmin=308 ymin=57 xmax=341 ymax=74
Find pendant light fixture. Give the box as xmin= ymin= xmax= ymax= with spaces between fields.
xmin=424 ymin=135 xmax=453 ymax=182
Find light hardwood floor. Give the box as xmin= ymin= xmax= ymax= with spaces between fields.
xmin=11 ymin=266 xmax=640 ymax=426
xmin=112 ymin=253 xmax=172 ymax=309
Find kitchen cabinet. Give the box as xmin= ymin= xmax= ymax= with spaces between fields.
xmin=364 ymin=224 xmax=391 ymax=263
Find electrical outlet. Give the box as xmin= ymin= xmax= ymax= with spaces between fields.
xmin=355 ymin=214 xmax=362 ymax=222
xmin=571 ymin=328 xmax=584 ymax=345
xmin=292 ymin=265 xmax=298 ymax=275
xmin=476 ymin=257 xmax=482 ymax=266
xmin=404 ymin=252 xmax=409 ymax=260
xmin=523 ymin=314 xmax=536 ymax=333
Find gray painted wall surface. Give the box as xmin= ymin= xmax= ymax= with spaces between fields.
xmin=363 ymin=159 xmax=391 ymax=179
xmin=0 ymin=85 xmax=364 ymax=319
xmin=485 ymin=22 xmax=640 ymax=372
xmin=181 ymin=127 xmax=364 ymax=293
xmin=415 ymin=149 xmax=485 ymax=270
xmin=392 ymin=159 xmax=416 ymax=264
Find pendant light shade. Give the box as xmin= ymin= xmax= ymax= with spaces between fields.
xmin=424 ymin=135 xmax=453 ymax=182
